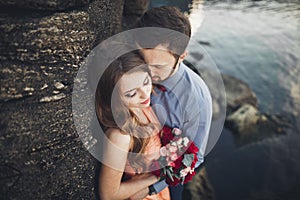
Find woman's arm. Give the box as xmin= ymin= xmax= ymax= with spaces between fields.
xmin=98 ymin=128 xmax=158 ymax=200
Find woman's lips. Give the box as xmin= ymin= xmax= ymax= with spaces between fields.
xmin=141 ymin=97 xmax=150 ymax=104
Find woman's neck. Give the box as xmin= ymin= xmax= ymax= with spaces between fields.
xmin=130 ymin=107 xmax=149 ymax=123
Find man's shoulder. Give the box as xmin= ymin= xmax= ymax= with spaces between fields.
xmin=178 ymin=63 xmax=209 ymax=93
xmin=181 ymin=62 xmax=205 ymax=83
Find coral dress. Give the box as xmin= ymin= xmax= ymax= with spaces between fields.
xmin=123 ymin=106 xmax=170 ymax=200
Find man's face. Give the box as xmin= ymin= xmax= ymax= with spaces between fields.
xmin=140 ymin=45 xmax=178 ymax=83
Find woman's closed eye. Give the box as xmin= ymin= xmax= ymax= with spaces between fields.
xmin=143 ymin=76 xmax=150 ymax=85
xmin=125 ymin=92 xmax=136 ymax=98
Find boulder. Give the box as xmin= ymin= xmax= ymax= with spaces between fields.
xmin=226 ymin=104 xmax=261 ymax=134
xmin=222 ymin=74 xmax=258 ymax=114
xmin=225 ymin=104 xmax=291 ymax=146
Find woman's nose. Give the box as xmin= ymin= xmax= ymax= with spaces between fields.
xmin=139 ymin=87 xmax=148 ymax=98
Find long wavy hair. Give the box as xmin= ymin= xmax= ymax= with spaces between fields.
xmin=95 ymin=51 xmax=156 ymax=171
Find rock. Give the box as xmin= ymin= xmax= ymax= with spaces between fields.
xmin=0 ymin=11 xmax=94 ymax=65
xmin=0 ymin=96 xmax=96 ymax=199
xmin=0 ymin=0 xmax=91 ymax=11
xmin=0 ymin=0 xmax=124 ymax=199
xmin=39 ymin=93 xmax=66 ymax=102
xmin=225 ymin=103 xmax=292 ymax=146
xmin=123 ymin=0 xmax=150 ymax=16
xmin=226 ymin=104 xmax=260 ymax=134
xmin=183 ymin=167 xmax=215 ymax=200
xmin=222 ymin=74 xmax=258 ymax=114
xmin=122 ymin=0 xmax=150 ymax=30
xmin=54 ymin=82 xmax=65 ymax=90
xmin=88 ymin=0 xmax=124 ymax=46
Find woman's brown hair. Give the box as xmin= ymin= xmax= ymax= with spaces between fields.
xmin=95 ymin=50 xmax=156 ymax=171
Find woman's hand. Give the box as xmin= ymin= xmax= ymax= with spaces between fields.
xmin=129 ymin=187 xmax=149 ymax=200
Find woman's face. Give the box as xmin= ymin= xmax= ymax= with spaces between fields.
xmin=118 ymin=71 xmax=152 ymax=109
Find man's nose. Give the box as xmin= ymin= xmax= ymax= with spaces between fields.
xmin=148 ymin=67 xmax=156 ymax=75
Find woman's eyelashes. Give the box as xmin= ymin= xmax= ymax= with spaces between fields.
xmin=144 ymin=76 xmax=150 ymax=85
xmin=125 ymin=76 xmax=150 ymax=98
xmin=125 ymin=92 xmax=136 ymax=98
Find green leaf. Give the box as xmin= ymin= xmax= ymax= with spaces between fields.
xmin=166 ymin=169 xmax=174 ymax=182
xmin=174 ymin=174 xmax=181 ymax=179
xmin=181 ymin=175 xmax=185 ymax=185
xmin=182 ymin=154 xmax=194 ymax=167
xmin=163 ymin=167 xmax=166 ymax=175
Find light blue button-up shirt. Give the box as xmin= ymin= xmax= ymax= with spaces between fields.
xmin=151 ymin=62 xmax=212 ymax=168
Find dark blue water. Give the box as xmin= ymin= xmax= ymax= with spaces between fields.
xmin=150 ymin=1 xmax=300 ymax=199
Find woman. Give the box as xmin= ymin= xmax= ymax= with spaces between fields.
xmin=95 ymin=51 xmax=170 ymax=200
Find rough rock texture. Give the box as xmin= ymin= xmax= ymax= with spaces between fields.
xmin=122 ymin=0 xmax=150 ymax=30
xmin=0 ymin=0 xmax=91 ymax=11
xmin=221 ymin=75 xmax=292 ymax=146
xmin=225 ymin=104 xmax=292 ymax=146
xmin=0 ymin=0 xmax=123 ymax=199
xmin=0 ymin=11 xmax=93 ymax=102
xmin=183 ymin=167 xmax=215 ymax=200
xmin=226 ymin=104 xmax=261 ymax=133
xmin=222 ymin=74 xmax=258 ymax=114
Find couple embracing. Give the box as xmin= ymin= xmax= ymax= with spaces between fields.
xmin=95 ymin=6 xmax=212 ymax=200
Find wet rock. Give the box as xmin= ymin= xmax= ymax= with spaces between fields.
xmin=183 ymin=167 xmax=215 ymax=200
xmin=226 ymin=104 xmax=261 ymax=133
xmin=225 ymin=104 xmax=292 ymax=146
xmin=0 ymin=0 xmax=91 ymax=11
xmin=222 ymin=74 xmax=258 ymax=114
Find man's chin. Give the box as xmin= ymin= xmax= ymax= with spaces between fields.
xmin=151 ymin=77 xmax=162 ymax=83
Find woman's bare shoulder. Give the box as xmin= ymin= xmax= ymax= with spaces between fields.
xmin=105 ymin=128 xmax=131 ymax=149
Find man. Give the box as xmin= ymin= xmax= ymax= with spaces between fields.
xmin=133 ymin=6 xmax=213 ymax=200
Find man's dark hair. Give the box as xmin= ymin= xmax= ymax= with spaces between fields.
xmin=136 ymin=6 xmax=191 ymax=57
xmin=138 ymin=6 xmax=191 ymax=37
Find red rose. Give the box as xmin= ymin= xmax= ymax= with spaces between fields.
xmin=161 ymin=126 xmax=174 ymax=145
xmin=186 ymin=142 xmax=199 ymax=154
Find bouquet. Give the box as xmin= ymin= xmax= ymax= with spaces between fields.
xmin=150 ymin=126 xmax=198 ymax=186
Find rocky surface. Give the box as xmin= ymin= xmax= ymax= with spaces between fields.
xmin=122 ymin=0 xmax=150 ymax=30
xmin=222 ymin=74 xmax=258 ymax=114
xmin=183 ymin=167 xmax=215 ymax=200
xmin=0 ymin=0 xmax=91 ymax=11
xmin=0 ymin=0 xmax=123 ymax=199
xmin=222 ymin=75 xmax=293 ymax=146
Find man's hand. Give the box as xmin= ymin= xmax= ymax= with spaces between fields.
xmin=129 ymin=187 xmax=149 ymax=200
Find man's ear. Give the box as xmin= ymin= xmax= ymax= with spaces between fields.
xmin=178 ymin=51 xmax=188 ymax=62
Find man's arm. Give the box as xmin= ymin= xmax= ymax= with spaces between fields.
xmin=183 ymin=85 xmax=212 ymax=168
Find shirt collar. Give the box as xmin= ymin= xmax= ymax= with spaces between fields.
xmin=159 ymin=62 xmax=184 ymax=91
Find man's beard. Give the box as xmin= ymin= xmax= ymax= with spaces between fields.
xmin=151 ymin=76 xmax=162 ymax=83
